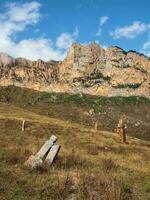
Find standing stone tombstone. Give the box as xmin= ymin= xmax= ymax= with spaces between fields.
xmin=94 ymin=121 xmax=98 ymax=130
xmin=36 ymin=135 xmax=57 ymax=159
xmin=22 ymin=120 xmax=26 ymax=131
xmin=45 ymin=144 xmax=61 ymax=165
xmin=116 ymin=119 xmax=126 ymax=143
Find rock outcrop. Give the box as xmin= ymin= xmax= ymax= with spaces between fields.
xmin=0 ymin=42 xmax=150 ymax=98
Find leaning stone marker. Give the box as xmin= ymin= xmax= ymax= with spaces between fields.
xmin=45 ymin=144 xmax=61 ymax=165
xmin=36 ymin=135 xmax=57 ymax=159
xmin=24 ymin=135 xmax=60 ymax=169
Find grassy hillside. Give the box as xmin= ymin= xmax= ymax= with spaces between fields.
xmin=0 ymin=86 xmax=149 ymax=139
xmin=0 ymin=86 xmax=150 ymax=199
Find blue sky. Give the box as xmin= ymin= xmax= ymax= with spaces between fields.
xmin=0 ymin=0 xmax=150 ymax=61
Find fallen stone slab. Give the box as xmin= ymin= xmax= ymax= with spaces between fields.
xmin=45 ymin=144 xmax=61 ymax=165
xmin=24 ymin=155 xmax=43 ymax=169
xmin=36 ymin=135 xmax=57 ymax=159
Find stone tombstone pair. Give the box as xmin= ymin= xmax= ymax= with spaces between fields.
xmin=25 ymin=135 xmax=60 ymax=169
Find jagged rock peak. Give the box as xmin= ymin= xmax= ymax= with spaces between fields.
xmin=64 ymin=42 xmax=105 ymax=68
xmin=66 ymin=42 xmax=105 ymax=55
xmin=107 ymin=46 xmax=127 ymax=54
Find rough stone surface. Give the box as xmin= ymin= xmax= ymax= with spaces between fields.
xmin=0 ymin=43 xmax=150 ymax=98
xmin=45 ymin=144 xmax=61 ymax=165
xmin=24 ymin=155 xmax=43 ymax=169
xmin=36 ymin=135 xmax=57 ymax=159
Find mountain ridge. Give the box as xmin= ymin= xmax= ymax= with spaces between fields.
xmin=0 ymin=42 xmax=150 ymax=98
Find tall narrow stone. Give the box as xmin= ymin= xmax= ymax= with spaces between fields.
xmin=45 ymin=144 xmax=61 ymax=165
xmin=22 ymin=120 xmax=26 ymax=131
xmin=36 ymin=135 xmax=57 ymax=159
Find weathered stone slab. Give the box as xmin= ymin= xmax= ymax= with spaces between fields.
xmin=24 ymin=155 xmax=43 ymax=169
xmin=36 ymin=135 xmax=57 ymax=159
xmin=45 ymin=144 xmax=61 ymax=165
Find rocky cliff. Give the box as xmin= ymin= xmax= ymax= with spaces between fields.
xmin=0 ymin=42 xmax=150 ymax=98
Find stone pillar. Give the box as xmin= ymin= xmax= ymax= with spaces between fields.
xmin=36 ymin=135 xmax=57 ymax=159
xmin=45 ymin=144 xmax=61 ymax=165
xmin=94 ymin=121 xmax=98 ymax=130
xmin=117 ymin=119 xmax=126 ymax=143
xmin=22 ymin=120 xmax=26 ymax=131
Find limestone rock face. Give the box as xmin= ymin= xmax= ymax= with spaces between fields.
xmin=0 ymin=43 xmax=149 ymax=98
xmin=0 ymin=56 xmax=59 ymax=91
xmin=59 ymin=43 xmax=105 ymax=81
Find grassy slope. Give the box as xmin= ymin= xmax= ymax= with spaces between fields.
xmin=0 ymin=86 xmax=150 ymax=139
xmin=0 ymin=86 xmax=150 ymax=199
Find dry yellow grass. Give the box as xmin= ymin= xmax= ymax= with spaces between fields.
xmin=0 ymin=102 xmax=150 ymax=199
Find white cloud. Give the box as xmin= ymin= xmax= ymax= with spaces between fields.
xmin=95 ymin=28 xmax=102 ymax=36
xmin=94 ymin=40 xmax=107 ymax=49
xmin=0 ymin=1 xmax=41 ymax=38
xmin=95 ymin=15 xmax=109 ymax=37
xmin=101 ymin=44 xmax=107 ymax=49
xmin=56 ymin=27 xmax=79 ymax=49
xmin=141 ymin=50 xmax=150 ymax=57
xmin=4 ymin=1 xmax=41 ymax=23
xmin=14 ymin=38 xmax=65 ymax=61
xmin=110 ymin=21 xmax=150 ymax=39
xmin=100 ymin=16 xmax=109 ymax=26
xmin=0 ymin=1 xmax=78 ymax=61
xmin=143 ymin=41 xmax=150 ymax=50
xmin=141 ymin=36 xmax=150 ymax=57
